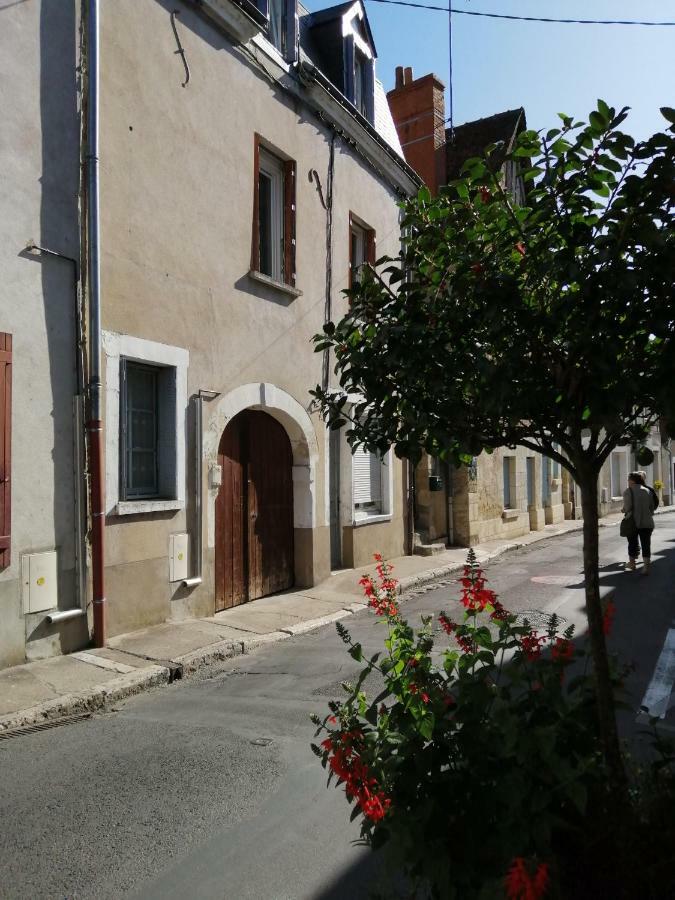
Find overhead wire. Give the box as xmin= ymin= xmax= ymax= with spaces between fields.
xmin=365 ymin=0 xmax=675 ymax=26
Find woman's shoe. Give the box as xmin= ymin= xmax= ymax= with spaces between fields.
xmin=626 ymin=559 xmax=636 ymax=572
xmin=641 ymin=559 xmax=651 ymax=576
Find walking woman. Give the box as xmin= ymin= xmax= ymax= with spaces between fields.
xmin=622 ymin=472 xmax=656 ymax=574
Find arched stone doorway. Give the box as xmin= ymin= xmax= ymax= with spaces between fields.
xmin=205 ymin=383 xmax=320 ymax=608
xmin=215 ymin=410 xmax=294 ymax=609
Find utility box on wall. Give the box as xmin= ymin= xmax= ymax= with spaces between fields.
xmin=169 ymin=533 xmax=189 ymax=583
xmin=22 ymin=551 xmax=58 ymax=614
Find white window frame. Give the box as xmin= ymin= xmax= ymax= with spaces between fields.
xmin=352 ymin=444 xmax=392 ymax=525
xmin=103 ymin=331 xmax=188 ymax=516
xmin=258 ymin=148 xmax=285 ymax=283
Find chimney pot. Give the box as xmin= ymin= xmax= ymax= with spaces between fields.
xmin=395 ymin=66 xmax=404 ymax=89
xmin=404 ymin=66 xmax=413 ymax=84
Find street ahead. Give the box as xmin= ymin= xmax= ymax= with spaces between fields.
xmin=2 ymin=513 xmax=674 ymax=900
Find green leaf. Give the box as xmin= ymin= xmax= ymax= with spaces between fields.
xmin=582 ymin=407 xmax=591 ymax=421
xmin=348 ymin=640 xmax=363 ymax=662
xmin=597 ymin=99 xmax=611 ymax=121
xmin=660 ymin=106 xmax=675 ymax=125
xmin=589 ymin=110 xmax=606 ymax=131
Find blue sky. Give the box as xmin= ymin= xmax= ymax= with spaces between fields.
xmin=308 ymin=0 xmax=675 ymax=140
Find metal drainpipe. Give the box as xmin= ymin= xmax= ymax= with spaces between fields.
xmin=86 ymin=0 xmax=105 ymax=648
xmin=182 ymin=390 xmax=220 ymax=588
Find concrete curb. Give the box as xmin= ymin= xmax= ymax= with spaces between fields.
xmin=0 ymin=664 xmax=170 ymax=732
xmin=5 ymin=508 xmax=669 ymax=730
xmin=174 ymin=640 xmax=245 ymax=676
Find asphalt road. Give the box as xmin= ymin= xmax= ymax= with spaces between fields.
xmin=1 ymin=513 xmax=674 ymax=900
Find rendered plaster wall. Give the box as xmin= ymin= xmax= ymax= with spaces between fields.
xmin=97 ymin=0 xmax=407 ymax=635
xmin=0 ymin=1 xmax=83 ymax=667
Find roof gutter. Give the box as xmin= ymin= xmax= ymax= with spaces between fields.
xmin=296 ymin=60 xmax=421 ymax=197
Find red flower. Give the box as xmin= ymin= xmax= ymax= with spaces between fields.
xmin=520 ymin=631 xmax=546 ymax=662
xmin=470 ymin=262 xmax=484 ymax=275
xmin=490 ymin=600 xmax=510 ymax=621
xmin=505 ymin=858 xmax=549 ymax=900
xmin=439 ymin=613 xmax=457 ymax=635
xmin=373 ymin=553 xmax=383 ymax=562
xmin=551 ymin=637 xmax=574 ymax=663
xmin=515 ymin=241 xmax=526 ymax=257
xmin=420 ymin=692 xmax=430 ymax=705
xmin=479 ymin=186 xmax=491 ymax=203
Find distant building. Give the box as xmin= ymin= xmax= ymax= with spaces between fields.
xmin=387 ymin=67 xmax=566 ymax=548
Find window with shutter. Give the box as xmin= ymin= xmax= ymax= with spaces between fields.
xmin=252 ymin=136 xmax=296 ymax=287
xmin=0 ymin=333 xmax=11 ymax=569
xmin=353 ymin=445 xmax=382 ymax=514
xmin=349 ymin=214 xmax=376 ymax=288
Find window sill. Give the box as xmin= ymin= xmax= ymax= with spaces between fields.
xmin=501 ymin=508 xmax=520 ymax=521
xmin=352 ymin=513 xmax=392 ymax=528
xmin=248 ymin=270 xmax=302 ymax=299
xmin=115 ymin=499 xmax=183 ymax=516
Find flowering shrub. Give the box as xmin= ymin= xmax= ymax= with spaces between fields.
xmin=312 ymin=551 xmax=616 ymax=899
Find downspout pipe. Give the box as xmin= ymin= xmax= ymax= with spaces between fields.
xmin=182 ymin=389 xmax=220 ymax=588
xmin=86 ymin=0 xmax=105 ymax=647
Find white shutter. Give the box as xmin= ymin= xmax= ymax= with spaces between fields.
xmin=353 ymin=447 xmax=382 ymax=509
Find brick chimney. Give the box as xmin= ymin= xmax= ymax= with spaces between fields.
xmin=387 ymin=67 xmax=446 ymax=194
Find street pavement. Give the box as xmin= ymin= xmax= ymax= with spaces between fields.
xmin=1 ymin=513 xmax=674 ymax=899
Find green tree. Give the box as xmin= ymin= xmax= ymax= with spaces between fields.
xmin=312 ymin=103 xmax=675 ymax=792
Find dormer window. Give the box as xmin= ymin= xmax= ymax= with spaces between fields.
xmin=342 ymin=5 xmax=375 ymax=122
xmin=268 ymin=0 xmax=286 ymax=55
xmin=261 ymin=0 xmax=297 ymax=60
xmin=307 ymin=1 xmax=376 ymax=123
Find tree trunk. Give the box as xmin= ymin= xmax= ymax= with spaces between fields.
xmin=578 ymin=472 xmax=628 ymax=796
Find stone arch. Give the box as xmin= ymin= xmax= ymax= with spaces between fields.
xmin=205 ymin=383 xmax=319 ymax=550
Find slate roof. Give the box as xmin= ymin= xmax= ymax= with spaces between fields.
xmin=298 ymin=1 xmax=403 ymax=157
xmin=445 ymin=108 xmax=526 ymax=179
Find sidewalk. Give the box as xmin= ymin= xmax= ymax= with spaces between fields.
xmin=2 ymin=508 xmax=671 ymax=732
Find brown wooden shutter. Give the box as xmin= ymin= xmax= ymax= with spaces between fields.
xmin=251 ymin=133 xmax=261 ymax=272
xmin=283 ymin=159 xmax=296 ymax=286
xmin=0 ymin=333 xmax=12 ymax=569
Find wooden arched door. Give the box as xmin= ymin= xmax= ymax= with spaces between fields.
xmin=215 ymin=410 xmax=294 ymax=610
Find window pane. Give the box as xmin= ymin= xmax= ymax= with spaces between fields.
xmin=258 ymin=151 xmax=285 ymax=282
xmin=259 ymin=171 xmax=273 ymax=277
xmin=125 ymin=363 xmax=159 ymax=498
xmin=503 ymin=457 xmax=511 ymax=508
xmin=268 ymin=0 xmax=286 ymax=54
